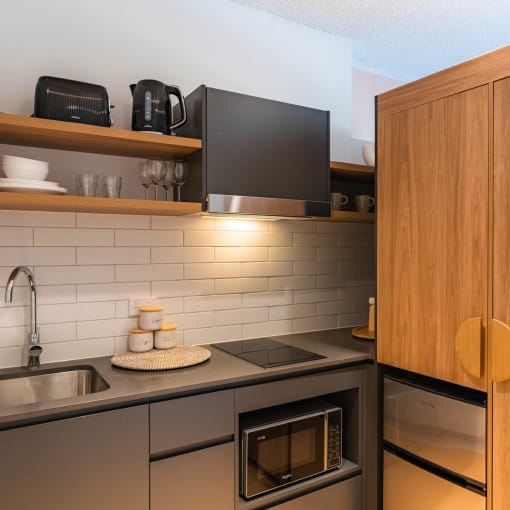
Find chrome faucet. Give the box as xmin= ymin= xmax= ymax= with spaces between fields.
xmin=5 ymin=266 xmax=42 ymax=368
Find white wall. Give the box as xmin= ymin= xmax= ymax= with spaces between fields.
xmin=0 ymin=0 xmax=354 ymax=195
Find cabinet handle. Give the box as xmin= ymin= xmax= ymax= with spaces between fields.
xmin=490 ymin=319 xmax=510 ymax=382
xmin=455 ymin=317 xmax=482 ymax=378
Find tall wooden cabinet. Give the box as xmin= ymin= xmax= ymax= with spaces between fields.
xmin=377 ymin=45 xmax=510 ymax=510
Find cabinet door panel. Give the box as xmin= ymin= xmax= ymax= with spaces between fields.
xmin=492 ymin=76 xmax=510 ymax=510
xmin=0 ymin=406 xmax=149 ymax=510
xmin=377 ymin=86 xmax=488 ymax=390
xmin=150 ymin=442 xmax=234 ymax=510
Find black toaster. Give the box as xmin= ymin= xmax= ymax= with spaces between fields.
xmin=33 ymin=76 xmax=112 ymax=127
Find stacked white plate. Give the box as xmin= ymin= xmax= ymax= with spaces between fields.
xmin=1 ymin=155 xmax=67 ymax=194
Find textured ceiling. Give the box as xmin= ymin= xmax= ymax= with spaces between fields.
xmin=230 ymin=0 xmax=510 ymax=81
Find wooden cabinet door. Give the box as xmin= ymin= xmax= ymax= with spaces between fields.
xmin=377 ymin=86 xmax=489 ymax=390
xmin=491 ymin=76 xmax=510 ymax=510
xmin=0 ymin=406 xmax=149 ymax=510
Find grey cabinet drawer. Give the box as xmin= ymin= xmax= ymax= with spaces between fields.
xmin=271 ymin=476 xmax=361 ymax=510
xmin=150 ymin=389 xmax=234 ymax=454
xmin=150 ymin=442 xmax=234 ymax=510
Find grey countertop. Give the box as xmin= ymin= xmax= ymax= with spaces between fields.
xmin=0 ymin=328 xmax=374 ymax=429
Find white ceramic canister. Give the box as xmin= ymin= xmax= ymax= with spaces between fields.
xmin=128 ymin=328 xmax=154 ymax=352
xmin=154 ymin=323 xmax=177 ymax=349
xmin=138 ymin=304 xmax=164 ymax=331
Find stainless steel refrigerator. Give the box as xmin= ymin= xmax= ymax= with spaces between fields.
xmin=383 ymin=370 xmax=486 ymax=510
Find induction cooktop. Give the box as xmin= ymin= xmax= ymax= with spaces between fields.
xmin=213 ymin=338 xmax=325 ymax=368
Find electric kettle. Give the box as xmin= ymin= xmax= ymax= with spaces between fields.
xmin=130 ymin=80 xmax=187 ymax=134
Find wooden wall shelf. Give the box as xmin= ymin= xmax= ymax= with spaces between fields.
xmin=0 ymin=192 xmax=374 ymax=222
xmin=330 ymin=161 xmax=375 ymax=181
xmin=0 ymin=113 xmax=202 ymax=159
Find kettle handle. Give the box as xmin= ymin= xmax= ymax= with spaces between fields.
xmin=166 ymin=85 xmax=187 ymax=132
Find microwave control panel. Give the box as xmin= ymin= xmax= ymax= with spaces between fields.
xmin=327 ymin=408 xmax=342 ymax=469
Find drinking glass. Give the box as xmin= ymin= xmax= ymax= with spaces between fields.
xmin=161 ymin=162 xmax=175 ymax=201
xmin=172 ymin=160 xmax=187 ymax=201
xmin=102 ymin=176 xmax=122 ymax=198
xmin=76 ymin=173 xmax=98 ymax=197
xmin=139 ymin=162 xmax=152 ymax=200
xmin=146 ymin=160 xmax=166 ymax=200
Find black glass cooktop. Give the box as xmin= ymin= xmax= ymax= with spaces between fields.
xmin=213 ymin=338 xmax=325 ymax=368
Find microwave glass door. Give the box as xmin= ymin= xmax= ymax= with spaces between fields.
xmin=244 ymin=413 xmax=325 ymax=498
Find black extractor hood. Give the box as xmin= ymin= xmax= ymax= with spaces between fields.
xmin=175 ymin=86 xmax=331 ymax=218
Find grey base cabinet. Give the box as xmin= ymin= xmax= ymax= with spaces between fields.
xmin=270 ymin=476 xmax=361 ymax=510
xmin=0 ymin=405 xmax=149 ymax=510
xmin=150 ymin=442 xmax=234 ymax=510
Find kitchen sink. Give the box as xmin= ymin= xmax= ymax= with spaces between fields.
xmin=0 ymin=366 xmax=109 ymax=410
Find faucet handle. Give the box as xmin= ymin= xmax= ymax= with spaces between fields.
xmin=28 ymin=345 xmax=42 ymax=369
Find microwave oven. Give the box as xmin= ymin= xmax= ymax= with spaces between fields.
xmin=240 ymin=398 xmax=342 ymax=499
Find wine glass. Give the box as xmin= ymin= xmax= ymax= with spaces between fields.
xmin=139 ymin=161 xmax=152 ymax=200
xmin=161 ymin=161 xmax=175 ymax=201
xmin=172 ymin=160 xmax=187 ymax=201
xmin=146 ymin=160 xmax=166 ymax=200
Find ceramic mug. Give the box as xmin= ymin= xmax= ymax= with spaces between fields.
xmin=331 ymin=193 xmax=349 ymax=211
xmin=355 ymin=195 xmax=375 ymax=212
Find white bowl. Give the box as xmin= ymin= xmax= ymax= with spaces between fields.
xmin=3 ymin=155 xmax=49 ymax=181
xmin=362 ymin=143 xmax=375 ymax=167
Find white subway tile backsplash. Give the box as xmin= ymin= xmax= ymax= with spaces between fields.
xmin=34 ymin=228 xmax=113 ymax=246
xmin=77 ymin=213 xmax=149 ymax=229
xmin=115 ymin=264 xmax=183 ymax=282
xmin=294 ymin=288 xmax=338 ymax=304
xmin=115 ymin=229 xmax=182 ymax=246
xmin=242 ymin=262 xmax=292 ymax=277
xmin=243 ymin=291 xmax=293 ymax=308
xmin=242 ymin=320 xmax=293 ymax=339
xmin=184 ymin=294 xmax=243 ymax=313
xmin=269 ymin=276 xmax=316 ymax=291
xmin=78 ymin=282 xmax=150 ymax=302
xmin=184 ymin=263 xmax=243 ymax=280
xmin=77 ymin=318 xmax=137 ymax=340
xmin=214 ymin=307 xmax=268 ymax=326
xmin=0 ymin=210 xmax=75 ymax=227
xmin=38 ymin=302 xmax=115 ymax=324
xmin=35 ymin=265 xmax=115 ymax=285
xmin=151 ymin=216 xmax=215 ymax=231
xmin=294 ymin=260 xmax=338 ymax=275
xmin=215 ymin=247 xmax=268 ymax=262
xmin=293 ymin=315 xmax=338 ymax=332
xmin=0 ymin=210 xmax=369 ymax=367
xmin=184 ymin=325 xmax=242 ymax=345
xmin=152 ymin=279 xmax=214 ymax=298
xmin=0 ymin=247 xmax=75 ymax=266
xmin=269 ymin=303 xmax=316 ymax=321
xmin=0 ymin=227 xmax=33 ymax=246
xmin=269 ymin=247 xmax=316 ymax=261
xmin=151 ymin=246 xmax=214 ymax=263
xmin=78 ymin=247 xmax=150 ymax=265
xmin=214 ymin=277 xmax=268 ymax=295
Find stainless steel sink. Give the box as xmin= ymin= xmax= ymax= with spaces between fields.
xmin=0 ymin=366 xmax=109 ymax=409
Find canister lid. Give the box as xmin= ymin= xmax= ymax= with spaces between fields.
xmin=129 ymin=327 xmax=153 ymax=334
xmin=139 ymin=305 xmax=163 ymax=312
xmin=159 ymin=323 xmax=177 ymax=331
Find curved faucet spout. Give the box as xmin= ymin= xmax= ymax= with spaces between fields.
xmin=5 ymin=266 xmax=40 ymax=367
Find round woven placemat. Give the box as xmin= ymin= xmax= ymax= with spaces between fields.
xmin=111 ymin=346 xmax=211 ymax=371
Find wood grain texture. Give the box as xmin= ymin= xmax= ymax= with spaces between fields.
xmin=492 ymin=76 xmax=510 ymax=510
xmin=330 ymin=161 xmax=375 ymax=181
xmin=454 ymin=316 xmax=482 ymax=378
xmin=0 ymin=113 xmax=202 ymax=159
xmin=0 ymin=192 xmax=202 ymax=216
xmin=377 ymin=86 xmax=489 ymax=390
xmin=490 ymin=319 xmax=510 ymax=383
xmin=378 ymin=45 xmax=510 ymax=116
xmin=320 ymin=210 xmax=375 ymax=223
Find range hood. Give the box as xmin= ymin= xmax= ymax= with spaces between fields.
xmin=175 ymin=86 xmax=331 ymax=218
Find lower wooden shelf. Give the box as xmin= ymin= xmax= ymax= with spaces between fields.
xmin=0 ymin=192 xmax=375 ymax=222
